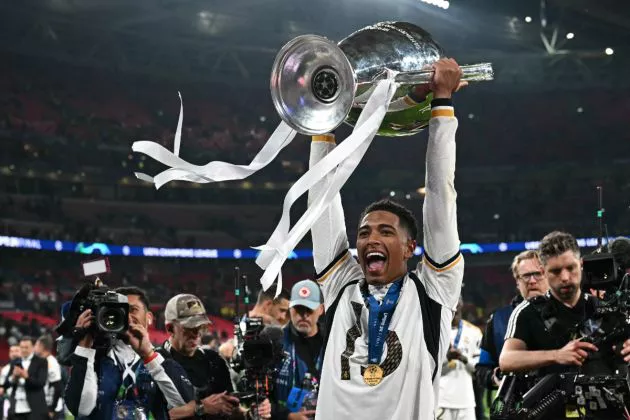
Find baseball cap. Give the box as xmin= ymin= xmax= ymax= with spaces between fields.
xmin=289 ymin=280 xmax=321 ymax=311
xmin=164 ymin=294 xmax=211 ymax=329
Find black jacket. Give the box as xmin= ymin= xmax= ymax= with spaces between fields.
xmin=3 ymin=354 xmax=48 ymax=420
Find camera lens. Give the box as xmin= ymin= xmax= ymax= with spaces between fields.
xmin=97 ymin=306 xmax=127 ymax=333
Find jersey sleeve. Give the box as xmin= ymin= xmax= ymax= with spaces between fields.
xmin=309 ymin=134 xmax=364 ymax=309
xmin=416 ymin=99 xmax=464 ymax=311
xmin=47 ymin=356 xmax=63 ymax=383
xmin=504 ymin=300 xmax=533 ymax=344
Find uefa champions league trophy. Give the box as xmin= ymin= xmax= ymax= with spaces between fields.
xmin=270 ymin=21 xmax=493 ymax=136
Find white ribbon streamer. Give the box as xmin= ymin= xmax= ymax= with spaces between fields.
xmin=254 ymin=79 xmax=397 ymax=296
xmin=132 ymin=94 xmax=297 ymax=189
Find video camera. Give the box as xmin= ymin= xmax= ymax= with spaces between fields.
xmin=491 ymin=238 xmax=630 ymax=419
xmin=491 ymin=371 xmax=630 ymax=420
xmin=229 ymin=269 xmax=286 ymax=415
xmin=56 ymin=258 xmax=130 ymax=349
xmin=578 ymin=238 xmax=630 ymax=370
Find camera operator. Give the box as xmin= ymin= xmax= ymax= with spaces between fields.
xmin=65 ymin=286 xmax=194 ymax=420
xmin=272 ymin=280 xmax=324 ymax=420
xmin=2 ymin=337 xmax=48 ymax=420
xmin=160 ymin=294 xmax=271 ymax=420
xmin=217 ymin=287 xmax=291 ymax=379
xmin=248 ymin=289 xmax=291 ymax=327
xmin=0 ymin=345 xmax=21 ymax=418
xmin=500 ymin=231 xmax=630 ymax=418
xmin=475 ymin=251 xmax=548 ymax=397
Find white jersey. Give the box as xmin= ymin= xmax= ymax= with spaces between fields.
xmin=438 ymin=321 xmax=482 ymax=409
xmin=44 ymin=354 xmax=64 ymax=412
xmin=309 ymin=104 xmax=464 ymax=420
xmin=1 ymin=364 xmax=10 ymax=418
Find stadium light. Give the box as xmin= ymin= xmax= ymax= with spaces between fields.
xmin=421 ymin=0 xmax=450 ymax=10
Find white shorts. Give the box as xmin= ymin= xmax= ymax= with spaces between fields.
xmin=436 ymin=407 xmax=476 ymax=420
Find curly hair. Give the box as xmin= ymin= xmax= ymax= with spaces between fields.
xmin=538 ymin=231 xmax=580 ymax=266
xmin=359 ymin=199 xmax=419 ymax=240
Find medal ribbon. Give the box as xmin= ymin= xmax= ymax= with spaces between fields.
xmin=453 ymin=320 xmax=463 ymax=349
xmin=362 ymin=279 xmax=403 ymax=364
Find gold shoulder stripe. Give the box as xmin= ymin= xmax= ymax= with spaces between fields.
xmin=317 ymin=252 xmax=350 ymax=284
xmin=312 ymin=134 xmax=336 ymax=143
xmin=423 ymin=253 xmax=463 ymax=272
xmin=431 ymin=108 xmax=455 ymax=118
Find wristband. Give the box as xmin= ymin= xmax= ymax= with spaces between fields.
xmin=143 ymin=350 xmax=158 ymax=364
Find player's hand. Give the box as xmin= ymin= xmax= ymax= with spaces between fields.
xmin=202 ymin=392 xmax=239 ymax=416
xmin=430 ymin=58 xmax=464 ymax=99
xmin=555 ymin=339 xmax=598 ymax=366
xmin=446 ymin=346 xmax=463 ymax=361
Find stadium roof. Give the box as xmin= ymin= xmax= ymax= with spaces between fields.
xmin=1 ymin=0 xmax=629 ymax=88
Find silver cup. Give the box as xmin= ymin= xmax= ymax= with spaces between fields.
xmin=270 ymin=21 xmax=493 ymax=137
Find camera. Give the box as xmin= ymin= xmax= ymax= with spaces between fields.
xmin=491 ymin=372 xmax=630 ymax=420
xmin=578 ymin=239 xmax=630 ymax=372
xmin=491 ymin=238 xmax=630 ymax=419
xmin=230 ymin=316 xmax=285 ymax=413
xmin=79 ymin=287 xmax=130 ymax=336
xmin=56 ymin=258 xmax=130 ymax=349
xmin=232 ymin=317 xmax=282 ymax=371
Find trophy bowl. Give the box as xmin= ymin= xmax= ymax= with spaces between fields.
xmin=270 ymin=21 xmax=493 ymax=137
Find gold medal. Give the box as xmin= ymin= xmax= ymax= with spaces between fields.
xmin=363 ymin=364 xmax=384 ymax=386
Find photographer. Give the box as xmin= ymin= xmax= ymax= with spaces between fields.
xmin=272 ymin=280 xmax=324 ymax=420
xmin=64 ymin=286 xmax=194 ymax=420
xmin=160 ymin=294 xmax=271 ymax=420
xmin=500 ymin=231 xmax=630 ymax=418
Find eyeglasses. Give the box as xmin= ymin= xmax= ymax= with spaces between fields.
xmin=518 ymin=271 xmax=544 ymax=282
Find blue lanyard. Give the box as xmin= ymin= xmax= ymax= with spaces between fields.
xmin=361 ymin=279 xmax=403 ymax=364
xmin=290 ymin=340 xmax=322 ymax=389
xmin=453 ymin=320 xmax=463 ymax=349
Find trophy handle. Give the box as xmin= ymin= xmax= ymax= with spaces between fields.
xmin=362 ymin=62 xmax=494 ymax=86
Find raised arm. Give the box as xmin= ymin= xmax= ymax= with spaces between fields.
xmin=418 ymin=59 xmax=465 ymax=310
xmin=309 ymin=134 xmax=363 ymax=308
